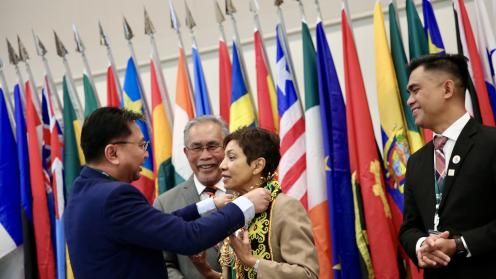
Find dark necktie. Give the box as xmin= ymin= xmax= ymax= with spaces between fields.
xmin=434 ymin=135 xmax=449 ymax=186
xmin=204 ymin=187 xmax=217 ymax=198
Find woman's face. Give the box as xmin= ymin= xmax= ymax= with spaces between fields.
xmin=220 ymin=140 xmax=260 ymax=193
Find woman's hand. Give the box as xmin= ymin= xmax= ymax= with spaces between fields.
xmin=229 ymin=229 xmax=257 ymax=267
xmin=189 ymin=251 xmax=221 ymax=279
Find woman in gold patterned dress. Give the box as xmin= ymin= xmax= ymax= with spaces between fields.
xmin=195 ymin=127 xmax=319 ymax=279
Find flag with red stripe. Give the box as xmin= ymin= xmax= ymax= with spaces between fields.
xmin=275 ymin=24 xmax=307 ymax=208
xmin=106 ymin=66 xmax=120 ymax=107
xmin=342 ymin=9 xmax=399 ymax=278
xmin=219 ymin=38 xmax=231 ymax=124
xmin=453 ymin=0 xmax=495 ymax=126
xmin=25 ymin=81 xmax=56 ymax=279
xmin=255 ymin=29 xmax=278 ymax=133
xmin=42 ymin=76 xmax=66 ymax=279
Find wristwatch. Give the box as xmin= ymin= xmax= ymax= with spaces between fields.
xmin=454 ymin=236 xmax=466 ymax=255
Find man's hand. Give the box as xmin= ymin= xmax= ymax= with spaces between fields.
xmin=189 ymin=251 xmax=221 ymax=279
xmin=432 ymin=237 xmax=457 ymax=257
xmin=213 ymin=194 xmax=234 ymax=209
xmin=241 ymin=188 xmax=271 ymax=213
xmin=417 ymin=231 xmax=451 ymax=268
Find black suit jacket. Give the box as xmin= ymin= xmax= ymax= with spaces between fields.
xmin=65 ymin=167 xmax=244 ymax=279
xmin=399 ymin=119 xmax=496 ymax=278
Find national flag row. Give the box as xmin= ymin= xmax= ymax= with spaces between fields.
xmin=2 ymin=0 xmax=496 ymax=278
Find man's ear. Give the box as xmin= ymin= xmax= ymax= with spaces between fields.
xmin=251 ymin=157 xmax=266 ymax=176
xmin=443 ymin=79 xmax=456 ymax=99
xmin=104 ymin=144 xmax=120 ymax=165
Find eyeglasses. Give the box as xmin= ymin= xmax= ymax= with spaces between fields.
xmin=111 ymin=140 xmax=150 ymax=151
xmin=186 ymin=143 xmax=222 ymax=154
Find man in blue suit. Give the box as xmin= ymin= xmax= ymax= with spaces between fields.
xmin=64 ymin=107 xmax=271 ymax=279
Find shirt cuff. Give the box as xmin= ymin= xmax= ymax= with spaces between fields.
xmin=461 ymin=236 xmax=471 ymax=257
xmin=196 ymin=198 xmax=216 ymax=216
xmin=415 ymin=237 xmax=427 ymax=252
xmin=231 ymin=196 xmax=255 ymax=226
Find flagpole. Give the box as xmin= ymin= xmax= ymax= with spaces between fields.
xmin=342 ymin=0 xmax=355 ymax=39
xmin=73 ymin=24 xmax=101 ymax=107
xmin=168 ymin=0 xmax=196 ymax=115
xmin=310 ymin=0 xmax=323 ymax=21
xmin=54 ymin=31 xmax=84 ymax=121
xmin=7 ymin=39 xmax=27 ymax=109
xmin=250 ymin=0 xmax=276 ymax=85
xmin=33 ymin=32 xmax=64 ymax=125
xmin=225 ymin=0 xmax=257 ymax=118
xmin=145 ymin=8 xmax=174 ymax=125
xmin=225 ymin=0 xmax=249 ymax=88
xmin=185 ymin=0 xmax=213 ymax=113
xmin=275 ymin=0 xmax=303 ymax=113
xmin=0 ymin=57 xmax=16 ymax=135
xmin=98 ymin=21 xmax=123 ymax=104
xmin=213 ymin=0 xmax=227 ymax=43
xmin=122 ymin=16 xmax=152 ymax=123
xmin=18 ymin=36 xmax=42 ymax=115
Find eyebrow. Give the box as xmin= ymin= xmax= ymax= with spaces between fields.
xmin=407 ymin=82 xmax=417 ymax=92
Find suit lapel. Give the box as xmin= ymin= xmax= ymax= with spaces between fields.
xmin=181 ymin=176 xmax=201 ymax=205
xmin=439 ymin=119 xmax=477 ymax=211
xmin=417 ymin=142 xmax=437 ymax=225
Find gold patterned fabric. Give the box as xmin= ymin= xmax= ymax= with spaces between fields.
xmin=220 ymin=180 xmax=282 ymax=279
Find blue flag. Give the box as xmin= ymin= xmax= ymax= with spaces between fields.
xmin=315 ymin=22 xmax=362 ymax=278
xmin=0 ymin=87 xmax=22 ymax=257
xmin=229 ymin=41 xmax=256 ymax=131
xmin=192 ymin=46 xmax=212 ymax=115
xmin=123 ymin=58 xmax=154 ymax=174
xmin=14 ymin=85 xmax=32 ymax=223
xmin=123 ymin=58 xmax=155 ymax=202
xmin=422 ymin=0 xmax=445 ymax=55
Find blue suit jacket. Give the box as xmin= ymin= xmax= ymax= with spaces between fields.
xmin=65 ymin=167 xmax=244 ymax=279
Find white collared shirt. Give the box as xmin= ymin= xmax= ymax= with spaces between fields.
xmin=194 ymin=176 xmax=255 ymax=226
xmin=193 ymin=175 xmax=226 ymax=200
xmin=432 ymin=112 xmax=471 ymax=174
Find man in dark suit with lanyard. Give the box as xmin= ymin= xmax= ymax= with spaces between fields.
xmin=399 ymin=54 xmax=496 ymax=278
xmin=64 ymin=107 xmax=271 ymax=279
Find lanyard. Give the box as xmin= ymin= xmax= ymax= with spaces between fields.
xmin=433 ymin=155 xmax=446 ymax=231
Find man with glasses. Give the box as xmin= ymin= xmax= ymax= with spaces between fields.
xmin=65 ymin=107 xmax=272 ymax=279
xmin=154 ymin=116 xmax=229 ymax=279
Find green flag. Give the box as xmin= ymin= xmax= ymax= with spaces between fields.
xmin=389 ymin=3 xmax=424 ymax=152
xmin=63 ymin=76 xmax=82 ymax=198
xmin=83 ymin=74 xmax=98 ymax=117
xmin=406 ymin=0 xmax=428 ymax=60
xmin=302 ymin=20 xmax=333 ymax=279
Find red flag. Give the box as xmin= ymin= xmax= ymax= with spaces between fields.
xmin=255 ymin=30 xmax=278 ymax=133
xmin=455 ymin=0 xmax=495 ymax=126
xmin=219 ymin=39 xmax=231 ymax=124
xmin=342 ymin=14 xmax=399 ymax=279
xmin=107 ymin=66 xmax=120 ymax=107
xmin=25 ymin=81 xmax=56 ymax=279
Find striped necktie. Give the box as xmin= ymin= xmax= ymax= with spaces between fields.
xmin=434 ymin=135 xmax=449 ymax=186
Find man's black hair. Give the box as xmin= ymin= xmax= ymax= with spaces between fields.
xmin=81 ymin=107 xmax=144 ymax=163
xmin=407 ymin=53 xmax=469 ymax=91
